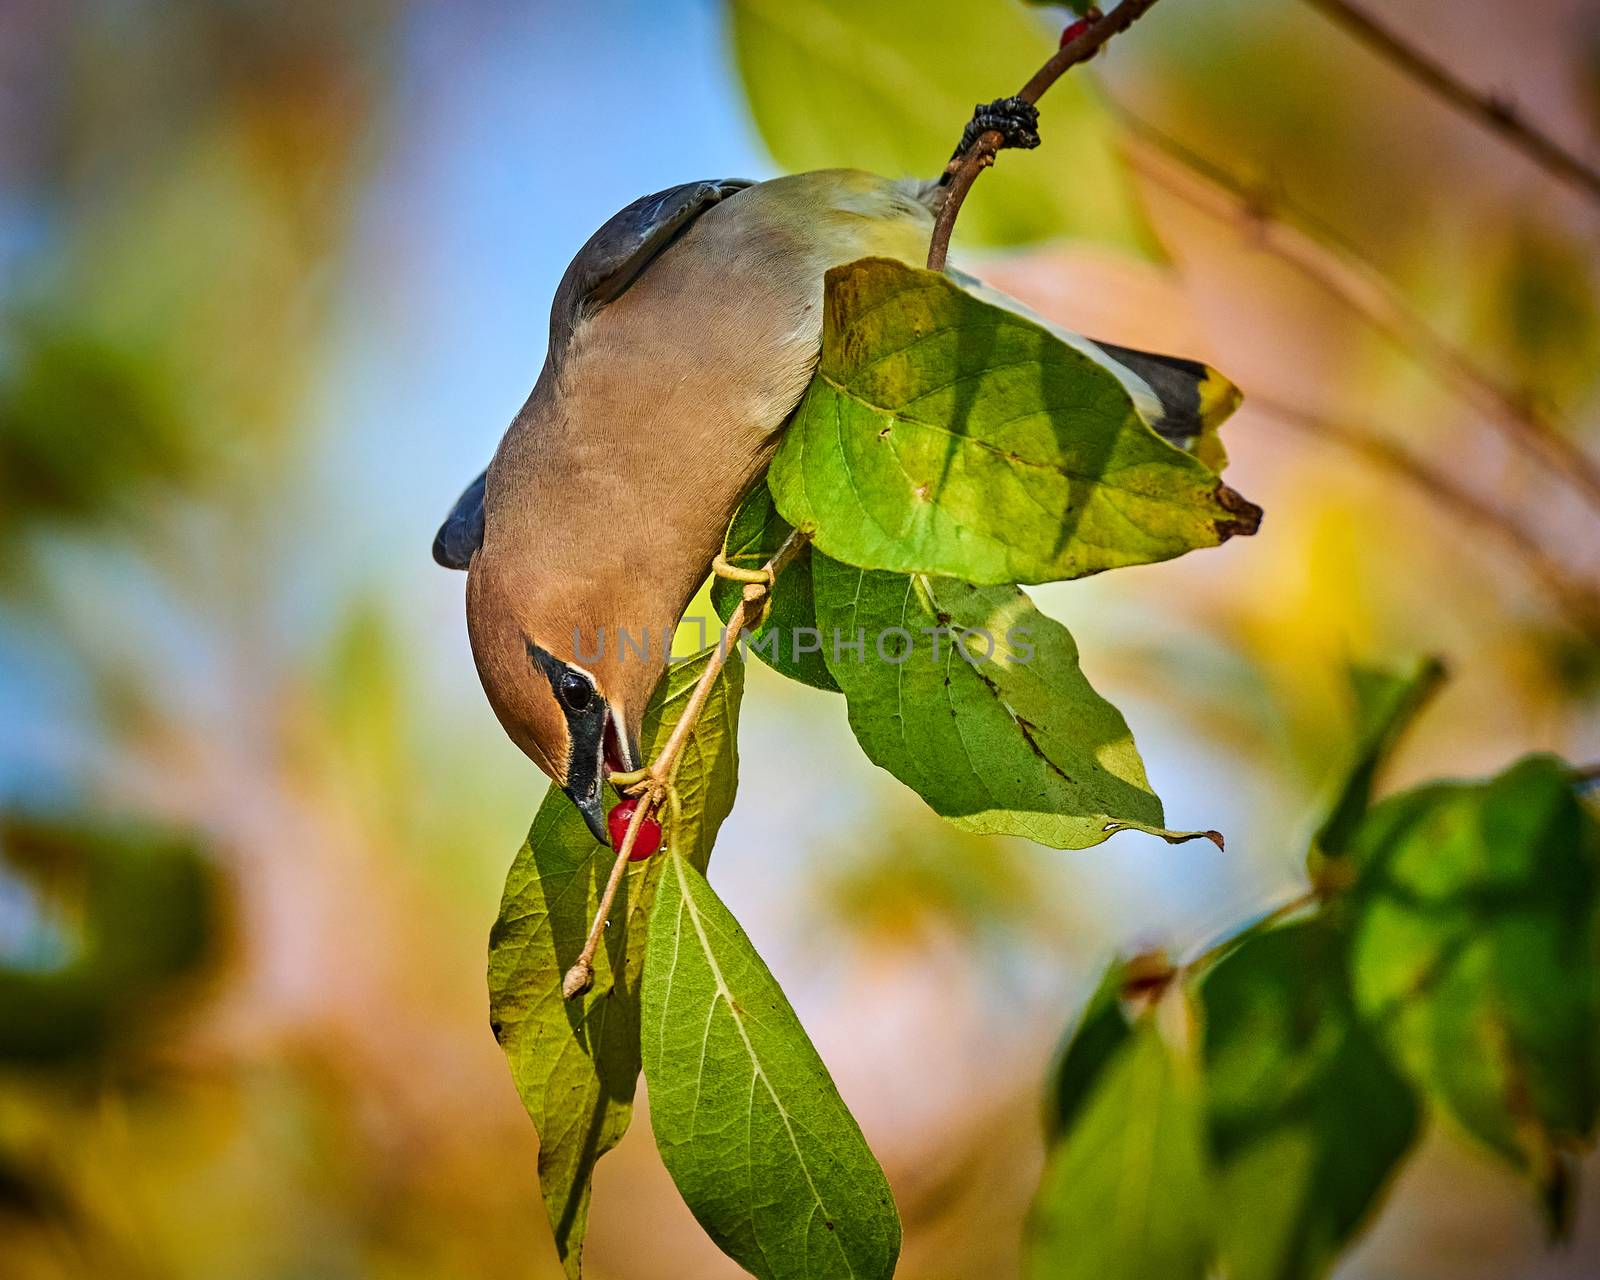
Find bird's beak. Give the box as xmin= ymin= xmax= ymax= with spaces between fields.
xmin=562 ymin=701 xmax=638 ymax=846
xmin=566 ymin=781 xmax=609 ymax=845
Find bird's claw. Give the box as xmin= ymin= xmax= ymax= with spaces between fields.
xmin=712 ymin=552 xmax=774 ymax=586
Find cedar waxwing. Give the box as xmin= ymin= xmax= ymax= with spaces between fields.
xmin=434 ymin=169 xmax=1235 ymax=842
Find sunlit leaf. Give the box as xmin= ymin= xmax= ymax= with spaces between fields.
xmin=486 ymin=651 xmax=742 ymax=1278
xmin=1026 ymin=1017 xmax=1212 ymax=1280
xmin=811 ymin=553 xmax=1213 ymax=849
xmin=768 ymin=259 xmax=1260 ymax=586
xmin=712 ymin=485 xmax=840 ymax=692
xmin=1202 ymin=919 xmax=1420 ymax=1280
xmin=1346 ymin=755 xmax=1600 ymax=1230
xmin=726 ymin=0 xmax=1159 ymax=256
xmin=642 ymin=855 xmax=900 ymax=1280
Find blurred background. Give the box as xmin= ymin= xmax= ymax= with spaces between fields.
xmin=2 ymin=0 xmax=1598 ymax=1276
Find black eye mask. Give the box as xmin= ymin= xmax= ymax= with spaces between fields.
xmin=526 ymin=640 xmax=610 ymax=838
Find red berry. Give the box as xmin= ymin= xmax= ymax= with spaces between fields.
xmin=1059 ymin=14 xmax=1095 ymax=47
xmin=607 ymin=797 xmax=663 ymax=860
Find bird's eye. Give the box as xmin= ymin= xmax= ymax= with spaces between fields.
xmin=558 ymin=670 xmax=594 ymax=713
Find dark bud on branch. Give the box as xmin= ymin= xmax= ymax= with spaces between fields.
xmin=949 ymin=97 xmax=1042 ymax=164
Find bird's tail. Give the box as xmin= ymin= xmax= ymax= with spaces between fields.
xmin=1089 ymin=342 xmax=1242 ymax=469
xmin=942 ymin=266 xmax=1241 ymax=468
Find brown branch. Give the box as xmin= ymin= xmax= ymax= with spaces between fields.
xmin=1304 ymin=0 xmax=1600 ymax=204
xmin=1115 ymin=111 xmax=1600 ymax=516
xmin=1253 ymin=394 xmax=1600 ymax=643
xmin=926 ymin=0 xmax=1165 ymax=271
xmin=562 ymin=527 xmax=810 ymax=998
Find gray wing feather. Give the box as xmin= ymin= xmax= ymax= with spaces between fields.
xmin=435 ymin=180 xmax=752 ymax=568
xmin=547 ymin=178 xmax=753 ymax=363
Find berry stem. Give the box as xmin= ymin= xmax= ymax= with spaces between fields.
xmin=561 ymin=526 xmax=810 ymax=999
xmin=561 ymin=795 xmax=652 ymax=999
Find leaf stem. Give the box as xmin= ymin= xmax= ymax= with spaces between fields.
xmin=562 ymin=527 xmax=811 ymax=998
xmin=925 ymin=0 xmax=1165 ymax=272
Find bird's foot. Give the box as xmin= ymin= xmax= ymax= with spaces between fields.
xmin=712 ymin=552 xmax=779 ymax=628
xmin=711 ymin=552 xmax=775 ymax=587
xmin=949 ymin=96 xmax=1042 ymax=165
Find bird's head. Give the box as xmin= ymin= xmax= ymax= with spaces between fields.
xmin=465 ymin=557 xmax=651 ymax=844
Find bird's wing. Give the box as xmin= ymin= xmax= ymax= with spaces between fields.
xmin=946 ymin=267 xmax=1239 ymax=451
xmin=433 ymin=469 xmax=486 ymax=570
xmin=433 ymin=179 xmax=754 ymax=569
xmin=547 ymin=178 xmax=754 ymax=364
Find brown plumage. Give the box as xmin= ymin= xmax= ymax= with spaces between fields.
xmin=451 ymin=170 xmax=934 ymax=836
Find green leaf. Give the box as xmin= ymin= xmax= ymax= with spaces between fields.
xmin=1045 ymin=962 xmax=1135 ymax=1139
xmin=712 ymin=484 xmax=840 ymax=692
xmin=1202 ymin=919 xmax=1420 ymax=1280
xmin=811 ymin=552 xmax=1215 ymax=849
xmin=486 ymin=650 xmax=743 ymax=1278
xmin=1026 ymin=1017 xmax=1212 ymax=1280
xmin=1311 ymin=656 xmax=1445 ymax=867
xmin=726 ymin=0 xmax=1159 ymax=256
xmin=642 ymin=855 xmax=900 ymax=1280
xmin=1346 ymin=755 xmax=1600 ymax=1226
xmin=768 ymin=259 xmax=1260 ymax=586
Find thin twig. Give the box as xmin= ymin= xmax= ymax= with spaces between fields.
xmin=926 ymin=0 xmax=1165 ymax=271
xmin=561 ymin=796 xmax=652 ymax=998
xmin=1303 ymin=0 xmax=1600 ymax=204
xmin=562 ymin=527 xmax=810 ymax=998
xmin=1115 ymin=111 xmax=1600 ymax=515
xmin=1253 ymin=395 xmax=1600 ymax=642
